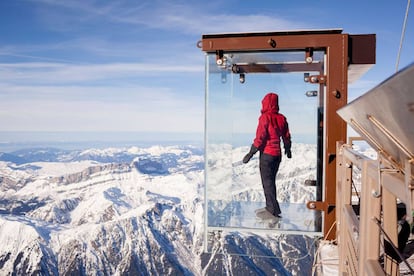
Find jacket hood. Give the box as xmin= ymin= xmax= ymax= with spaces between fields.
xmin=261 ymin=92 xmax=279 ymax=114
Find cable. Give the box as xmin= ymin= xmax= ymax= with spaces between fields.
xmin=396 ymin=0 xmax=411 ymax=72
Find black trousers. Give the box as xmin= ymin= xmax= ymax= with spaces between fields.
xmin=259 ymin=153 xmax=282 ymax=216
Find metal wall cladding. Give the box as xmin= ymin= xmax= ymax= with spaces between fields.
xmin=338 ymin=63 xmax=414 ymax=177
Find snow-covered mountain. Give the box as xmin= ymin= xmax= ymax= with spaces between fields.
xmin=0 ymin=144 xmax=317 ymax=275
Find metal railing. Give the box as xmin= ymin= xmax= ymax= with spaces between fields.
xmin=336 ymin=140 xmax=414 ymax=275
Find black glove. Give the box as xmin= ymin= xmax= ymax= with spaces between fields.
xmin=285 ymin=149 xmax=292 ymax=159
xmin=243 ymin=144 xmax=258 ymax=163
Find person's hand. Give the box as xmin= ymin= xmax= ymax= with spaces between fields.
xmin=285 ymin=149 xmax=292 ymax=159
xmin=243 ymin=153 xmax=253 ymax=163
xmin=243 ymin=144 xmax=258 ymax=163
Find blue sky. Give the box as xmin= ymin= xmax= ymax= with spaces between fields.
xmin=0 ymin=0 xmax=412 ymax=138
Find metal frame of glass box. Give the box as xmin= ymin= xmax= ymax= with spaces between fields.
xmin=200 ymin=29 xmax=376 ymax=242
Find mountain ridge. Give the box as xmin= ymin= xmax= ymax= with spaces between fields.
xmin=0 ymin=144 xmax=317 ymax=275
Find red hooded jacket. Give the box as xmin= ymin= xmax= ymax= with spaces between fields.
xmin=253 ymin=93 xmax=291 ymax=156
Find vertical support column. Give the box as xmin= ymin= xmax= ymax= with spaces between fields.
xmin=336 ymin=142 xmax=353 ymax=273
xmin=406 ymin=160 xmax=414 ymax=225
xmin=358 ymin=159 xmax=381 ymax=274
xmin=336 ymin=141 xmax=345 ymax=239
xmin=382 ymin=187 xmax=398 ymax=274
xmin=324 ymin=34 xmax=349 ymax=239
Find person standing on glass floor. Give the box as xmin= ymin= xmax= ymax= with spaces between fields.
xmin=242 ymin=92 xmax=292 ymax=219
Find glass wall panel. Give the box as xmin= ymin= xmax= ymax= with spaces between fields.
xmin=205 ymin=51 xmax=324 ymax=246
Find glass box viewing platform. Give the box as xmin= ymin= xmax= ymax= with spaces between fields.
xmin=204 ymin=49 xmax=325 ymax=248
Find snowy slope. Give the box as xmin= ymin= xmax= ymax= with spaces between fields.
xmin=0 ymin=144 xmax=316 ymax=275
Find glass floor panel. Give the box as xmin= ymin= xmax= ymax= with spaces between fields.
xmin=208 ymin=200 xmax=322 ymax=233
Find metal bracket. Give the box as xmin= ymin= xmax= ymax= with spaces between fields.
xmin=305 ymin=47 xmax=314 ymax=64
xmin=307 ymin=200 xmax=335 ymax=214
xmin=304 ymin=74 xmax=327 ymax=84
xmin=215 ymin=50 xmax=225 ymax=68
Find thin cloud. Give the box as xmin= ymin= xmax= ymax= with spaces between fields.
xmin=0 ymin=93 xmax=204 ymax=132
xmin=0 ymin=83 xmax=203 ymax=108
xmin=159 ymin=13 xmax=309 ymax=34
xmin=1 ymin=37 xmax=203 ymax=65
xmin=30 ymin=0 xmax=307 ymax=35
xmin=7 ymin=1 xmax=308 ymax=66
xmin=0 ymin=62 xmax=203 ymax=84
